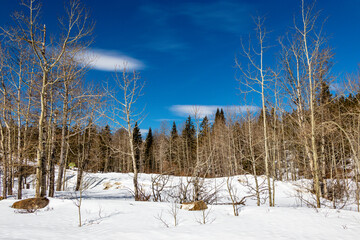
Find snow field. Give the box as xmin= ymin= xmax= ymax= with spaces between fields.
xmin=1 ymin=171 xmax=360 ymax=240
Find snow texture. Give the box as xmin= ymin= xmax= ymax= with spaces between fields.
xmin=1 ymin=171 xmax=360 ymax=240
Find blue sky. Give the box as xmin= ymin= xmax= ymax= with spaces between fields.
xmin=1 ymin=0 xmax=360 ymax=134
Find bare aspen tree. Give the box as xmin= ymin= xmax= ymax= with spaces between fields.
xmin=236 ymin=16 xmax=274 ymax=207
xmin=279 ymin=34 xmax=312 ymax=180
xmin=192 ymin=106 xmax=201 ymax=201
xmin=73 ymin=84 xmax=102 ymax=191
xmin=278 ymin=0 xmax=333 ymax=208
xmin=47 ymin=90 xmax=57 ymax=197
xmin=0 ymin=117 xmax=6 ymax=198
xmin=11 ymin=44 xmax=29 ymax=199
xmin=0 ymin=44 xmax=9 ymax=199
xmin=105 ymin=67 xmax=145 ymax=201
xmin=56 ymin=52 xmax=92 ymax=191
xmin=344 ymin=71 xmax=360 ymax=210
xmin=245 ymin=110 xmax=261 ymax=206
xmin=288 ymin=0 xmax=330 ymax=207
xmin=226 ymin=110 xmax=240 ymax=175
xmin=0 ymin=39 xmax=29 ymax=199
xmin=56 ymin=61 xmax=76 ymax=191
xmin=270 ymin=78 xmax=282 ymax=205
xmin=299 ymin=0 xmax=321 ymax=207
xmin=75 ymin=118 xmax=92 ymax=192
xmin=0 ymin=44 xmax=17 ymax=197
xmin=153 ymin=123 xmax=169 ymax=173
xmin=3 ymin=0 xmax=94 ymax=197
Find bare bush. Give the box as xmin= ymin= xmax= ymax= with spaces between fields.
xmin=155 ymin=202 xmax=180 ymax=228
xmin=72 ymin=176 xmax=91 ymax=227
xmin=238 ymin=175 xmax=268 ymax=205
xmin=195 ymin=207 xmax=215 ymax=225
xmin=168 ymin=177 xmax=222 ymax=204
xmin=151 ymin=174 xmax=170 ymax=202
xmin=226 ymin=177 xmax=245 ymax=216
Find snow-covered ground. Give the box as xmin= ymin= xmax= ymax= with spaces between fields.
xmin=1 ymin=171 xmax=360 ymax=240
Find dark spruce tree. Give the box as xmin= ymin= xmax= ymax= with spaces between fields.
xmin=171 ymin=122 xmax=178 ymax=139
xmin=220 ymin=108 xmax=225 ymax=123
xmin=317 ymin=80 xmax=332 ymax=106
xmin=144 ymin=128 xmax=154 ymax=173
xmin=214 ymin=108 xmax=226 ymax=125
xmin=213 ymin=108 xmax=226 ymax=134
xmin=133 ymin=122 xmax=142 ymax=172
xmin=215 ymin=108 xmax=220 ymax=122
xmin=182 ymin=116 xmax=196 ymax=170
xmin=170 ymin=122 xmax=179 ymax=170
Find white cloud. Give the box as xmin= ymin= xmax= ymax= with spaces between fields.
xmin=84 ymin=49 xmax=145 ymax=71
xmin=170 ymin=105 xmax=259 ymax=118
xmin=140 ymin=129 xmax=149 ymax=136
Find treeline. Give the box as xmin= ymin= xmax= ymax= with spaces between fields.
xmin=62 ymin=87 xmax=360 ymax=208
xmin=0 ymin=0 xmax=360 ymax=209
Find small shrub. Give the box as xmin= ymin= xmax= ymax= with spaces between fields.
xmin=12 ymin=197 xmax=49 ymax=211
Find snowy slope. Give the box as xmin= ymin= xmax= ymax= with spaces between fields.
xmin=1 ymin=171 xmax=360 ymax=240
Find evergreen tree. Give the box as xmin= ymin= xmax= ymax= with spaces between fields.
xmin=220 ymin=108 xmax=226 ymax=123
xmin=319 ymin=81 xmax=332 ymax=105
xmin=144 ymin=128 xmax=154 ymax=172
xmin=214 ymin=108 xmax=226 ymax=127
xmin=170 ymin=122 xmax=179 ymax=170
xmin=215 ymin=108 xmax=220 ymax=122
xmin=200 ymin=116 xmax=211 ymax=140
xmin=212 ymin=108 xmax=226 ymax=137
xmin=133 ymin=122 xmax=142 ymax=171
xmin=182 ymin=116 xmax=196 ymax=169
xmin=171 ymin=121 xmax=178 ymax=139
xmin=182 ymin=116 xmax=196 ymax=143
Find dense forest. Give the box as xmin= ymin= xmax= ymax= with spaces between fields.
xmin=1 ymin=0 xmax=360 ymax=210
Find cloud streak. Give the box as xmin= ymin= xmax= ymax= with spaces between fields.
xmin=137 ymin=0 xmax=252 ymax=54
xmin=330 ymin=83 xmax=343 ymax=93
xmin=84 ymin=49 xmax=145 ymax=71
xmin=179 ymin=1 xmax=252 ymax=33
xmin=170 ymin=105 xmax=259 ymax=118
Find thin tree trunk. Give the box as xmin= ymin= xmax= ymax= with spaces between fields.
xmin=48 ymin=115 xmax=56 ymax=197
xmin=0 ymin=118 xmax=8 ymax=199
xmin=56 ymin=82 xmax=69 ymax=191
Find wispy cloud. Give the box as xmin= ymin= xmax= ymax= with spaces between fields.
xmin=170 ymin=105 xmax=259 ymax=118
xmin=179 ymin=1 xmax=252 ymax=33
xmin=138 ymin=1 xmax=252 ymax=53
xmin=84 ymin=49 xmax=145 ymax=71
xmin=330 ymin=83 xmax=344 ymax=93
xmin=155 ymin=118 xmax=181 ymax=122
xmin=138 ymin=5 xmax=187 ymax=53
xmin=144 ymin=40 xmax=187 ymax=52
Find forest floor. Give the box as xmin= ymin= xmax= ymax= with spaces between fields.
xmin=1 ymin=171 xmax=360 ymax=239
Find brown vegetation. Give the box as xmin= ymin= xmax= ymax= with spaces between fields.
xmin=11 ymin=197 xmax=49 ymax=210
xmin=181 ymin=200 xmax=208 ymax=211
